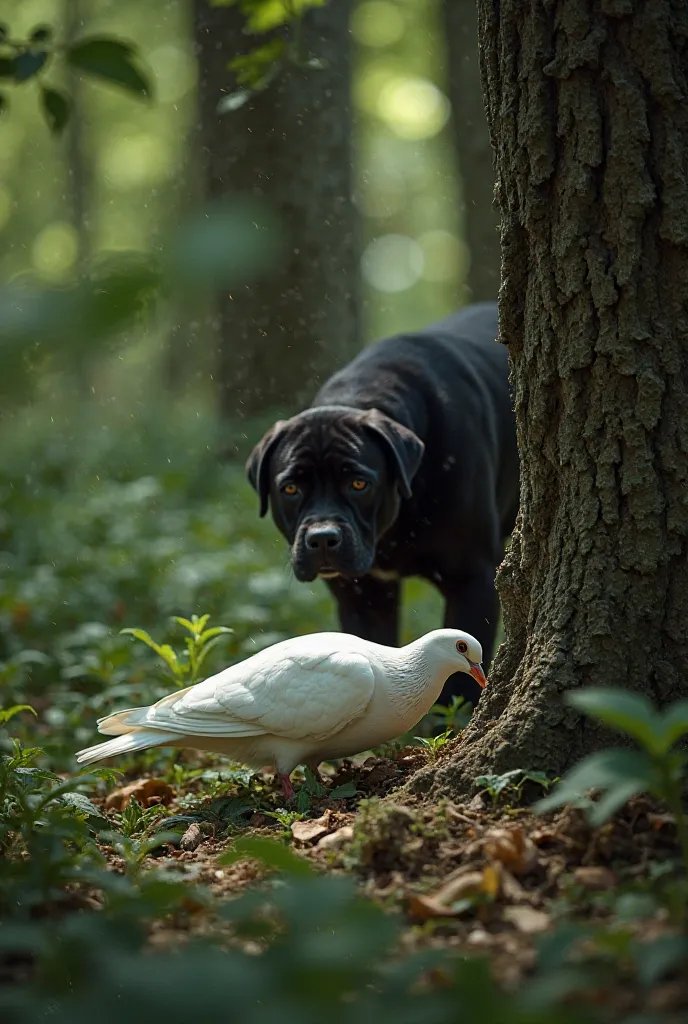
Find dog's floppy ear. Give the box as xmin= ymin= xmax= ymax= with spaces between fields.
xmin=245 ymin=420 xmax=289 ymax=518
xmin=361 ymin=409 xmax=425 ymax=499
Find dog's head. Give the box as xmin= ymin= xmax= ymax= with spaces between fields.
xmin=246 ymin=406 xmax=425 ymax=582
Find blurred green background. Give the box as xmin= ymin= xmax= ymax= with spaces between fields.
xmin=0 ymin=0 xmax=497 ymax=755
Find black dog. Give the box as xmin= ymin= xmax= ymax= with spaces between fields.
xmin=246 ymin=302 xmax=518 ymax=707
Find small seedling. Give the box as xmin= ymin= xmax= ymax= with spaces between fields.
xmin=414 ymin=729 xmax=452 ymax=762
xmin=113 ymin=796 xmax=164 ymax=839
xmin=428 ymin=695 xmax=473 ymax=733
xmin=121 ymin=613 xmax=233 ymax=689
xmin=476 ymin=768 xmax=555 ymax=807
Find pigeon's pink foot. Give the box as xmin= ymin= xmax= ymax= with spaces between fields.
xmin=279 ymin=772 xmax=294 ymax=801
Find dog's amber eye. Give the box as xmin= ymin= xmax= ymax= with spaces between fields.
xmin=282 ymin=483 xmax=299 ymax=496
xmin=351 ymin=479 xmax=368 ymax=492
xmin=456 ymin=640 xmax=468 ymax=654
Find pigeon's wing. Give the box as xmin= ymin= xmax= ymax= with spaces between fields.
xmin=134 ymin=648 xmax=376 ymax=743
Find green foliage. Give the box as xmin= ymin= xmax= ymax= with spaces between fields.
xmin=213 ymin=0 xmax=329 ymax=112
xmin=121 ymin=614 xmax=233 ymax=689
xmin=413 ymin=728 xmax=452 ymax=761
xmin=0 ymin=199 xmax=285 ymax=401
xmin=66 ymin=38 xmax=151 ymax=99
xmin=476 ymin=769 xmax=556 ymax=806
xmin=0 ymin=26 xmax=151 ymax=133
xmin=537 ymin=689 xmax=688 ymax=871
xmin=428 ymin=693 xmax=473 ymax=732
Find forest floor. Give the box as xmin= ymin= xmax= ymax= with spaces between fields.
xmin=2 ymin=403 xmax=687 ymax=1021
xmin=84 ymin=736 xmax=688 ymax=1022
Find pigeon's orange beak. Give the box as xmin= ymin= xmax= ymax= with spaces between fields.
xmin=469 ymin=662 xmax=487 ymax=688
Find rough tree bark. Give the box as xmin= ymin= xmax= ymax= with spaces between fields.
xmin=443 ymin=0 xmax=500 ymax=302
xmin=411 ymin=0 xmax=688 ymax=798
xmin=194 ymin=0 xmax=360 ymax=421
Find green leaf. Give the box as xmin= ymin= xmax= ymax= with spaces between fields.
xmin=67 ymin=37 xmax=151 ymax=99
xmin=535 ymin=748 xmax=656 ymax=822
xmin=40 ymin=85 xmax=70 ymax=134
xmin=238 ymin=0 xmax=327 ymax=34
xmin=0 ymin=704 xmax=37 ymax=724
xmin=13 ymin=50 xmax=50 ymax=83
xmin=329 ymin=781 xmax=358 ymax=800
xmin=172 ymin=616 xmax=197 ymax=635
xmin=227 ymin=37 xmax=285 ymax=91
xmin=198 ymin=626 xmax=234 ymax=644
xmin=60 ymin=791 xmax=108 ymax=825
xmin=120 ymin=628 xmax=179 ymax=673
xmin=566 ymin=688 xmax=663 ymax=754
xmin=218 ymin=836 xmax=314 ymax=876
xmin=656 ymin=700 xmax=688 ymax=754
xmin=0 ymin=24 xmax=7 ymax=43
xmin=634 ymin=934 xmax=688 ymax=988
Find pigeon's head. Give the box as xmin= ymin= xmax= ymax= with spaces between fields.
xmin=419 ymin=629 xmax=487 ymax=689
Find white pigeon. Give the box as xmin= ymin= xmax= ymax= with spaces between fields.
xmin=75 ymin=629 xmax=486 ymax=798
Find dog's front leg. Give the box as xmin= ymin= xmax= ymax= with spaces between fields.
xmin=325 ymin=576 xmax=400 ymax=647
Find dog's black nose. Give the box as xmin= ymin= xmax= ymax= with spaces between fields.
xmin=305 ymin=523 xmax=342 ymax=553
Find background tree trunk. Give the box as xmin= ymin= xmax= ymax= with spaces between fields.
xmin=412 ymin=0 xmax=688 ymax=798
xmin=194 ymin=0 xmax=360 ymax=422
xmin=443 ymin=0 xmax=499 ymax=302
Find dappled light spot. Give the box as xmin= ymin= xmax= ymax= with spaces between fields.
xmin=353 ymin=61 xmax=399 ymax=116
xmin=417 ymin=229 xmax=467 ymax=283
xmin=361 ymin=233 xmax=424 ymax=293
xmin=377 ymin=76 xmax=450 ymax=140
xmin=100 ymin=131 xmax=174 ymax=189
xmin=351 ymin=1 xmax=406 ymax=48
xmin=31 ymin=221 xmax=78 ymax=280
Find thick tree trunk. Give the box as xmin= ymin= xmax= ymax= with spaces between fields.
xmin=411 ymin=0 xmax=688 ymax=799
xmin=194 ymin=0 xmax=360 ymax=421
xmin=443 ymin=0 xmax=499 ymax=303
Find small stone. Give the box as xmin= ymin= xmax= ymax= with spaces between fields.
xmin=503 ymin=906 xmax=550 ymax=934
xmin=291 ymin=812 xmax=332 ymax=845
xmin=180 ymin=823 xmax=206 ymax=852
xmin=316 ymin=825 xmax=354 ymax=850
xmin=573 ymin=866 xmax=617 ymax=890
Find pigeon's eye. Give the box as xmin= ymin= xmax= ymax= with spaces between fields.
xmin=351 ymin=479 xmax=368 ymax=492
xmin=282 ymin=482 xmax=299 ymax=496
xmin=456 ymin=640 xmax=468 ymax=654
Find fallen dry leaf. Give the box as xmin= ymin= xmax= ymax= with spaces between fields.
xmin=291 ymin=813 xmax=332 ymax=845
xmin=104 ymin=778 xmax=175 ymax=811
xmin=407 ymin=865 xmax=501 ymax=922
xmin=407 ymin=893 xmax=460 ymax=922
xmin=573 ymin=866 xmax=617 ymax=890
xmin=503 ymin=906 xmax=550 ymax=934
xmin=483 ymin=826 xmax=539 ymax=875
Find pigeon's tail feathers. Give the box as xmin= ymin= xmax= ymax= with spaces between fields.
xmin=75 ymin=729 xmax=177 ymax=765
xmin=95 ymin=706 xmax=153 ymax=736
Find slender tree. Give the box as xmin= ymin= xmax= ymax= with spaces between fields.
xmin=193 ymin=0 xmax=360 ymax=421
xmin=443 ymin=0 xmax=499 ymax=302
xmin=412 ymin=0 xmax=688 ymax=797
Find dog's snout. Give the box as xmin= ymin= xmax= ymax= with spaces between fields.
xmin=305 ymin=523 xmax=343 ymax=553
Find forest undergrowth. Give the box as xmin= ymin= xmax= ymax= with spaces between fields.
xmin=1 ymin=401 xmax=687 ymax=1024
